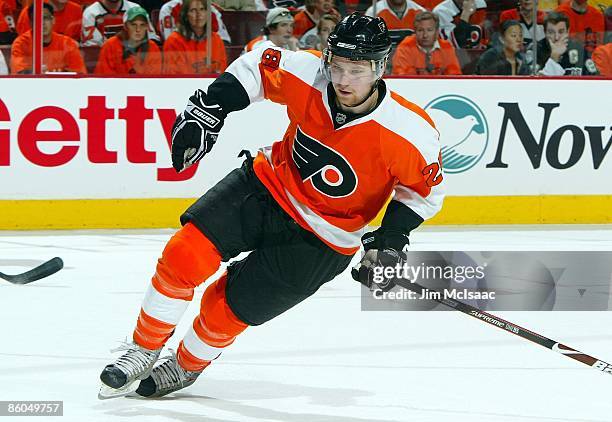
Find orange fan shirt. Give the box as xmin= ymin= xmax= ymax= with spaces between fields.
xmin=592 ymin=42 xmax=611 ymax=76
xmin=392 ymin=35 xmax=461 ymax=75
xmin=163 ymin=30 xmax=227 ymax=74
xmin=556 ymin=3 xmax=605 ymax=52
xmin=365 ymin=0 xmax=424 ymax=30
xmin=223 ymin=48 xmax=445 ymax=254
xmin=95 ymin=35 xmax=162 ymax=74
xmin=0 ymin=8 xmax=10 ymax=31
xmin=16 ymin=0 xmax=82 ymax=40
xmin=10 ymin=30 xmax=86 ymax=73
xmin=292 ymin=10 xmax=315 ymax=38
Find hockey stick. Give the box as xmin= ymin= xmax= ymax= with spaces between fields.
xmin=356 ymin=262 xmax=612 ymax=375
xmin=0 ymin=257 xmax=64 ymax=285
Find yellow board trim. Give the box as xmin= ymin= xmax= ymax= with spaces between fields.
xmin=0 ymin=195 xmax=610 ymax=230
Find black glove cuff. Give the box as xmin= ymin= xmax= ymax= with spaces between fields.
xmin=360 ymin=228 xmax=410 ymax=252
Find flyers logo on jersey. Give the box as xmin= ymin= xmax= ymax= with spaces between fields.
xmin=292 ymin=127 xmax=358 ymax=198
xmin=261 ymin=48 xmax=281 ymax=70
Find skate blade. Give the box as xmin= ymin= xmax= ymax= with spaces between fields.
xmin=98 ymin=381 xmax=140 ymax=400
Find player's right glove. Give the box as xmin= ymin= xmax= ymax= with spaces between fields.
xmin=351 ymin=228 xmax=409 ymax=290
xmin=171 ymin=89 xmax=225 ymax=172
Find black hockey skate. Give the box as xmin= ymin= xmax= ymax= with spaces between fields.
xmin=135 ymin=351 xmax=201 ymax=398
xmin=98 ymin=341 xmax=162 ymax=399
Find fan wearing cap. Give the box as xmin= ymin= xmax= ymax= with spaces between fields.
xmin=10 ymin=2 xmax=86 ymax=73
xmin=98 ymin=13 xmax=444 ymax=399
xmin=81 ymin=0 xmax=159 ymax=46
xmin=95 ymin=6 xmax=162 ymax=74
xmin=163 ymin=0 xmax=227 ymax=74
xmin=243 ymin=7 xmax=299 ymax=53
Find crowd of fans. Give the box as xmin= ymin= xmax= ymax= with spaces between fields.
xmin=0 ymin=0 xmax=610 ymax=76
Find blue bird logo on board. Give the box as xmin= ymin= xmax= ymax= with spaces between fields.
xmin=425 ymin=95 xmax=489 ymax=174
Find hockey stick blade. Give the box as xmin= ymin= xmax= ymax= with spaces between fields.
xmin=0 ymin=257 xmax=64 ymax=285
xmin=386 ymin=277 xmax=612 ymax=375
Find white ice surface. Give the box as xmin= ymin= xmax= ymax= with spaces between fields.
xmin=1 ymin=225 xmax=612 ymax=422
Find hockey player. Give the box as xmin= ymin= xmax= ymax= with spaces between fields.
xmin=98 ymin=12 xmax=445 ymax=399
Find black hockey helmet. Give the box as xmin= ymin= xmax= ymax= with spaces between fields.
xmin=326 ymin=12 xmax=392 ymax=62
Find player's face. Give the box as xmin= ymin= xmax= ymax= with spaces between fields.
xmin=127 ymin=17 xmax=148 ymax=43
xmin=270 ymin=21 xmax=294 ymax=43
xmin=545 ymin=21 xmax=568 ymax=43
xmin=317 ymin=19 xmax=335 ymax=49
xmin=519 ymin=0 xmax=534 ymax=10
xmin=187 ymin=0 xmax=207 ymax=32
xmin=42 ymin=9 xmax=54 ymax=36
xmin=415 ymin=18 xmax=437 ymax=49
xmin=329 ymin=56 xmax=377 ymax=106
xmin=502 ymin=24 xmax=523 ymax=53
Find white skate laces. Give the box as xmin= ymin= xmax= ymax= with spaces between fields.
xmin=135 ymin=349 xmax=201 ymax=398
xmin=98 ymin=340 xmax=162 ymax=400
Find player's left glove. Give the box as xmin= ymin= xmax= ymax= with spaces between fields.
xmin=351 ymin=228 xmax=410 ymax=290
xmin=171 ymin=89 xmax=225 ymax=172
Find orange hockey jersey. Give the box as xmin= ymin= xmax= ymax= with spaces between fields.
xmin=215 ymin=48 xmax=445 ymax=254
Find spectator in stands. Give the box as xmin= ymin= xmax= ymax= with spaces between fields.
xmin=163 ymin=0 xmax=227 ymax=74
xmin=82 ymin=0 xmax=159 ymax=46
xmin=500 ymin=0 xmax=545 ymax=47
xmin=95 ymin=6 xmax=161 ymax=73
xmin=214 ymin=0 xmax=257 ymax=11
xmin=313 ymin=12 xmax=339 ymax=50
xmin=537 ymin=11 xmax=599 ymax=75
xmin=433 ymin=0 xmax=488 ymax=48
xmin=365 ymin=0 xmax=425 ymax=38
xmin=300 ymin=10 xmax=337 ymax=48
xmin=293 ymin=0 xmax=340 ymax=38
xmin=0 ymin=7 xmax=15 ymax=44
xmin=11 ymin=2 xmax=86 ymax=73
xmin=158 ymin=0 xmax=231 ymax=43
xmin=592 ymin=40 xmax=611 ymax=74
xmin=556 ymin=0 xmax=605 ymax=53
xmin=475 ymin=19 xmax=529 ymax=75
xmin=244 ymin=7 xmax=298 ymax=52
xmin=16 ymin=0 xmax=81 ymax=40
xmin=0 ymin=0 xmax=17 ymax=44
xmin=391 ymin=10 xmax=461 ymax=74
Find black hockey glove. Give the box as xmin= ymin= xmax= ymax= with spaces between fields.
xmin=171 ymin=89 xmax=225 ymax=172
xmin=351 ymin=228 xmax=410 ymax=290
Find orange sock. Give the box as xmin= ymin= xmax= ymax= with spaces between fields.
xmin=133 ymin=223 xmax=222 ymax=350
xmin=177 ymin=273 xmax=248 ymax=371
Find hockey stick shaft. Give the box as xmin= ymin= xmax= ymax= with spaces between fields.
xmin=389 ymin=278 xmax=612 ymax=374
xmin=0 ymin=257 xmax=64 ymax=285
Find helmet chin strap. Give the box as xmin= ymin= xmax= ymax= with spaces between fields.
xmin=338 ymin=79 xmax=380 ymax=110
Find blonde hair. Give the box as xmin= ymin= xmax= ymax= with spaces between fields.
xmin=317 ymin=13 xmax=339 ymax=34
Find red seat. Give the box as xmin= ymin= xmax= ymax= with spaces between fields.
xmin=220 ymin=11 xmax=266 ymax=48
xmin=456 ymin=48 xmax=485 ymax=75
xmin=81 ymin=45 xmax=101 ymax=74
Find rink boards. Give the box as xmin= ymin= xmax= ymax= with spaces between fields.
xmin=0 ymin=76 xmax=610 ymax=229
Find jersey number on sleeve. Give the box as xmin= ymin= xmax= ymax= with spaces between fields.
xmin=421 ymin=152 xmax=443 ymax=187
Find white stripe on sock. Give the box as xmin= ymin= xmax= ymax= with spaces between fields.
xmin=141 ymin=283 xmax=190 ymax=325
xmin=182 ymin=325 xmax=224 ymax=362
